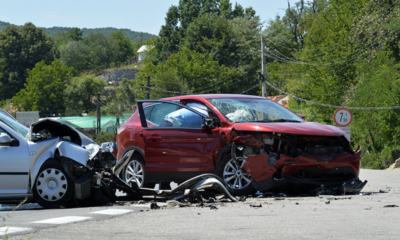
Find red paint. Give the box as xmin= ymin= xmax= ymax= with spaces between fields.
xmin=242 ymin=153 xmax=275 ymax=182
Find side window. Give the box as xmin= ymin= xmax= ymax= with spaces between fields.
xmin=185 ymin=102 xmax=217 ymax=118
xmin=148 ymin=103 xmax=179 ymax=126
xmin=144 ymin=102 xmax=204 ymax=128
xmin=0 ymin=127 xmax=7 ymax=136
xmin=143 ymin=105 xmax=154 ymax=121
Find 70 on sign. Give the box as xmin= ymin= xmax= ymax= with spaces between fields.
xmin=333 ymin=108 xmax=353 ymax=127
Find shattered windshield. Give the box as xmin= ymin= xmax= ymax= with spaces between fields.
xmin=208 ymin=98 xmax=304 ymax=123
xmin=0 ymin=111 xmax=29 ymax=137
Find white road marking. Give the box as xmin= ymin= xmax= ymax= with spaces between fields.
xmin=90 ymin=209 xmax=133 ymax=215
xmin=0 ymin=227 xmax=32 ymax=235
xmin=32 ymin=216 xmax=91 ymax=224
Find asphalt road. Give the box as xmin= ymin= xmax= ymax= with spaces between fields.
xmin=2 ymin=169 xmax=400 ymax=240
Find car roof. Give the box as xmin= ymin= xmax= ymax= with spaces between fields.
xmin=162 ymin=94 xmax=265 ymax=101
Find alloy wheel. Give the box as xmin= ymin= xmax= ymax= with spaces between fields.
xmin=223 ymin=157 xmax=252 ymax=190
xmin=125 ymin=160 xmax=144 ymax=187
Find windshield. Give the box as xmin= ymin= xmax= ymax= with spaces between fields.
xmin=208 ymin=98 xmax=304 ymax=123
xmin=0 ymin=111 xmax=29 ymax=137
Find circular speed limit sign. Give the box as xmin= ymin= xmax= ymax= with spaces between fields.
xmin=334 ymin=108 xmax=353 ymax=126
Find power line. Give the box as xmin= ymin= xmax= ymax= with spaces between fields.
xmin=264 ymin=77 xmax=400 ymax=110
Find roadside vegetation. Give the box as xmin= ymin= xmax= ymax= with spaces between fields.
xmin=0 ymin=0 xmax=399 ymax=169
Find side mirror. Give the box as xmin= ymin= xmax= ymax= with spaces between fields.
xmin=0 ymin=134 xmax=13 ymax=146
xmin=203 ymin=117 xmax=217 ymax=129
xmin=297 ymin=114 xmax=306 ymax=121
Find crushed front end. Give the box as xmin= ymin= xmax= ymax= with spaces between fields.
xmin=234 ymin=131 xmax=366 ymax=195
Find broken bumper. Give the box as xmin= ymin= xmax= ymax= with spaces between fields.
xmin=243 ymin=147 xmax=364 ymax=194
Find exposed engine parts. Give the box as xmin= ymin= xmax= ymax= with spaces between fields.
xmin=229 ymin=130 xmax=366 ymax=195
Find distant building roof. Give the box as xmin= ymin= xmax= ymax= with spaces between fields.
xmin=137 ymin=45 xmax=154 ymax=53
xmin=266 ymin=95 xmax=288 ymax=108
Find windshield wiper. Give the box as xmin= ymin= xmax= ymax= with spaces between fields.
xmin=267 ymin=119 xmax=302 ymax=123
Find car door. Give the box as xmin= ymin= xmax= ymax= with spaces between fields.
xmin=0 ymin=123 xmax=30 ymax=196
xmin=137 ymin=100 xmax=220 ymax=181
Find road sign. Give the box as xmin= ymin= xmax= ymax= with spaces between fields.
xmin=334 ymin=108 xmax=352 ymax=127
xmin=339 ymin=127 xmax=351 ymax=142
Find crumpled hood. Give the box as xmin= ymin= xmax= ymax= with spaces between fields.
xmin=233 ymin=122 xmax=345 ymax=136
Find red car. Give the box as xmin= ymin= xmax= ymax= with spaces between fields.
xmin=114 ymin=94 xmax=363 ymax=195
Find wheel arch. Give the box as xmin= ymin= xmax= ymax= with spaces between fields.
xmin=114 ymin=146 xmax=145 ymax=176
xmin=215 ymin=142 xmax=233 ymax=171
xmin=30 ymin=151 xmax=58 ymax=187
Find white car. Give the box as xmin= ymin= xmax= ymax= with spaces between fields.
xmin=0 ymin=110 xmax=117 ymax=208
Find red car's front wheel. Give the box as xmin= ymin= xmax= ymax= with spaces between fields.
xmin=217 ymin=154 xmax=256 ymax=196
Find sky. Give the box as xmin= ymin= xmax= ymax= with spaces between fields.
xmin=0 ymin=0 xmax=297 ymax=35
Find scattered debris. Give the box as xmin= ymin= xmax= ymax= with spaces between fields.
xmin=379 ymin=189 xmax=389 ymax=193
xmin=209 ymin=205 xmax=218 ymax=210
xmin=325 ymin=201 xmax=330 ymax=204
xmin=274 ymin=198 xmax=285 ymax=201
xmin=250 ymin=204 xmax=262 ymax=208
xmin=327 ymin=197 xmax=352 ymax=201
xmin=150 ymin=203 xmax=160 ymax=209
xmin=295 ymin=202 xmax=299 ymax=205
xmin=383 ymin=205 xmax=399 ymax=208
xmin=206 ymin=198 xmax=216 ymax=203
xmin=360 ymin=192 xmax=374 ymax=195
xmin=364 ymin=207 xmax=372 ymax=210
xmin=238 ymin=196 xmax=247 ymax=202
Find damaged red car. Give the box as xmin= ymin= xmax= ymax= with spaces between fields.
xmin=114 ymin=94 xmax=365 ymax=195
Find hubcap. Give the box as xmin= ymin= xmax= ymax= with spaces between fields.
xmin=125 ymin=160 xmax=144 ymax=187
xmin=36 ymin=168 xmax=68 ymax=202
xmin=223 ymin=157 xmax=252 ymax=190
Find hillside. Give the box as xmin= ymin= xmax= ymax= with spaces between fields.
xmin=0 ymin=21 xmax=156 ymax=42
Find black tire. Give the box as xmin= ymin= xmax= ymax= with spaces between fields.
xmin=216 ymin=153 xmax=256 ymax=196
xmin=123 ymin=154 xmax=150 ymax=188
xmin=33 ymin=159 xmax=74 ymax=208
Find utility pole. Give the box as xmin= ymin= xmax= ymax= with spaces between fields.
xmin=145 ymin=76 xmax=155 ymax=99
xmin=261 ymin=37 xmax=268 ymax=98
xmin=96 ymin=94 xmax=101 ymax=135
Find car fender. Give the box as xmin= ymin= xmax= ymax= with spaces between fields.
xmin=30 ymin=140 xmax=89 ymax=186
xmin=30 ymin=150 xmax=56 ymax=186
xmin=56 ymin=141 xmax=89 ymax=166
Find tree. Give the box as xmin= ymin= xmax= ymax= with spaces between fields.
xmin=64 ymin=74 xmax=106 ymax=115
xmin=11 ymin=59 xmax=77 ymax=114
xmin=60 ymin=33 xmax=120 ymax=71
xmin=54 ymin=27 xmax=83 ymax=48
xmin=136 ymin=48 xmax=243 ymax=99
xmin=0 ymin=23 xmax=59 ymax=100
xmin=154 ymin=0 xmax=257 ymax=64
xmin=104 ymin=78 xmax=135 ymax=125
xmin=111 ymin=30 xmax=135 ymax=64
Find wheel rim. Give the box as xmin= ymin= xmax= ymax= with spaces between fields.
xmin=36 ymin=168 xmax=68 ymax=202
xmin=223 ymin=157 xmax=252 ymax=190
xmin=125 ymin=160 xmax=144 ymax=187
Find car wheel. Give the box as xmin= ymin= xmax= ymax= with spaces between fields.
xmin=123 ymin=154 xmax=147 ymax=188
xmin=217 ymin=153 xmax=256 ymax=196
xmin=33 ymin=159 xmax=74 ymax=208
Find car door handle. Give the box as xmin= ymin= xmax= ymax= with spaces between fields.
xmin=147 ymin=134 xmax=163 ymax=142
xmin=138 ymin=131 xmax=143 ymax=138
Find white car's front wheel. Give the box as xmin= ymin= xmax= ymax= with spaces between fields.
xmin=33 ymin=159 xmax=74 ymax=208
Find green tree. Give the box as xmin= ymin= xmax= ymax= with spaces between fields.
xmin=54 ymin=27 xmax=83 ymax=48
xmin=64 ymin=74 xmax=106 ymax=115
xmin=60 ymin=33 xmax=119 ymax=71
xmin=0 ymin=23 xmax=59 ymax=100
xmin=136 ymin=48 xmax=243 ymax=99
xmin=154 ymin=0 xmax=256 ymax=64
xmin=104 ymin=78 xmax=135 ymax=125
xmin=111 ymin=30 xmax=135 ymax=64
xmin=12 ymin=59 xmax=77 ymax=114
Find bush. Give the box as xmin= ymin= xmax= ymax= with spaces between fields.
xmin=93 ymin=132 xmax=115 ymax=145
